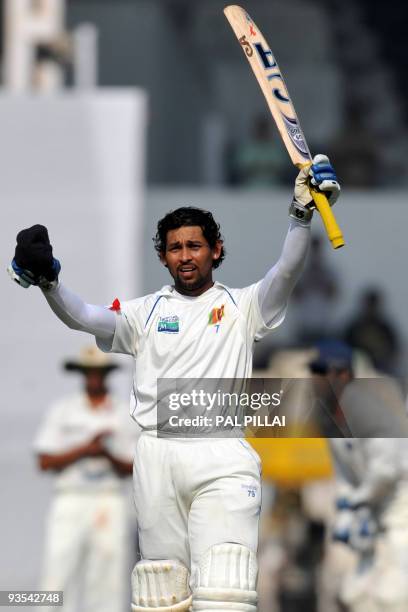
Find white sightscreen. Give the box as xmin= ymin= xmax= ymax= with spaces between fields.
xmin=0 ymin=89 xmax=147 ymax=586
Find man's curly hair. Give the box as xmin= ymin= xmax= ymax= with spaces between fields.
xmin=153 ymin=207 xmax=225 ymax=269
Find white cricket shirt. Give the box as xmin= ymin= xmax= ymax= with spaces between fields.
xmin=98 ymin=281 xmax=284 ymax=430
xmin=34 ymin=393 xmax=137 ymax=491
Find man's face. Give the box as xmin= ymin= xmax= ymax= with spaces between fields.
xmin=84 ymin=369 xmax=107 ymax=398
xmin=160 ymin=226 xmax=222 ymax=296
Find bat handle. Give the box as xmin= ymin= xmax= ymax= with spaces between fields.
xmin=310 ymin=188 xmax=345 ymax=249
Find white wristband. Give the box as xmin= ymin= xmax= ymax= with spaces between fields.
xmin=289 ymin=198 xmax=313 ymax=226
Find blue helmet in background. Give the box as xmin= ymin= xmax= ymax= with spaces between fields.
xmin=309 ymin=339 xmax=353 ymax=374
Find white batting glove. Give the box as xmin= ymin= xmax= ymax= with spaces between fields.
xmin=289 ymin=154 xmax=340 ymax=225
xmin=309 ymin=154 xmax=340 ymax=205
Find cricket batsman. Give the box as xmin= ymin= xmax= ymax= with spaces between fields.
xmin=9 ymin=156 xmax=339 ymax=612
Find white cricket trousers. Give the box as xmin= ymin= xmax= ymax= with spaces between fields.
xmin=133 ymin=433 xmax=262 ymax=583
xmin=40 ymin=491 xmax=129 ymax=612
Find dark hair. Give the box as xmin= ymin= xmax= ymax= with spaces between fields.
xmin=153 ymin=206 xmax=225 ymax=269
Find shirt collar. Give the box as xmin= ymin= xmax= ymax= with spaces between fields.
xmin=158 ymin=281 xmax=227 ymax=301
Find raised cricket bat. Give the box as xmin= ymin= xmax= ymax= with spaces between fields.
xmin=224 ymin=5 xmax=345 ymax=249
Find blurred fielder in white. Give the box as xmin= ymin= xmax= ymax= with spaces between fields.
xmin=331 ymin=437 xmax=408 ymax=612
xmin=34 ymin=346 xmax=136 ymax=612
xmin=309 ymin=341 xmax=408 ymax=612
xmin=10 ymin=156 xmax=340 ymax=612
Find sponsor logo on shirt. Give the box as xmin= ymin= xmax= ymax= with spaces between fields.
xmin=208 ymin=304 xmax=225 ymax=325
xmin=158 ymin=315 xmax=180 ymax=333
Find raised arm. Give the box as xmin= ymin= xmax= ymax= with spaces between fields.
xmin=43 ymin=282 xmax=115 ymax=339
xmin=258 ymin=154 xmax=340 ymax=326
xmin=258 ymin=221 xmax=310 ymax=326
xmin=8 ymin=224 xmax=115 ymax=341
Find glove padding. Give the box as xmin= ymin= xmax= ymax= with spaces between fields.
xmin=309 ymin=154 xmax=340 ymax=206
xmin=9 ymin=224 xmax=61 ymax=289
xmin=293 ymin=153 xmax=340 ymax=209
xmin=332 ymin=501 xmax=377 ymax=554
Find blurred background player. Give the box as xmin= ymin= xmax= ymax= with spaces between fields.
xmin=329 ymin=435 xmax=408 ymax=612
xmin=253 ymin=339 xmax=408 ymax=612
xmin=309 ymin=340 xmax=408 ymax=612
xmin=344 ymin=288 xmax=400 ymax=376
xmin=34 ymin=345 xmax=137 ymax=612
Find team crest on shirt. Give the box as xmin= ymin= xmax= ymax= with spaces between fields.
xmin=158 ymin=315 xmax=180 ymax=333
xmin=208 ymin=304 xmax=225 ymax=325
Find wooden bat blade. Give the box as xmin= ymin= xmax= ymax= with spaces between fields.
xmin=224 ymin=5 xmax=345 ymax=249
xmin=224 ymin=5 xmax=310 ymax=166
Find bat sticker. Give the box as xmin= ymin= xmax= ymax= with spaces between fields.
xmin=281 ymin=113 xmax=309 ymax=158
xmin=239 ymin=35 xmax=253 ymax=57
xmin=254 ymin=42 xmax=277 ymax=69
xmin=266 ymin=74 xmax=290 ymax=102
xmin=272 ymin=88 xmax=290 ymax=103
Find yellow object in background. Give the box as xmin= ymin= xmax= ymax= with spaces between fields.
xmin=248 ymin=437 xmax=333 ymax=486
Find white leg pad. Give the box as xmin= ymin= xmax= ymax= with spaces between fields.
xmin=193 ymin=543 xmax=258 ymax=612
xmin=131 ymin=559 xmax=192 ymax=612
